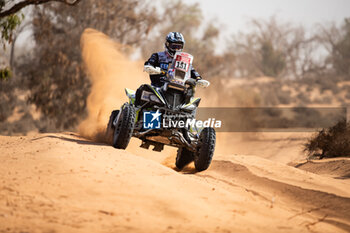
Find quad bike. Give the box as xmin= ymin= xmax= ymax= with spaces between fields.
xmin=106 ymin=52 xmax=216 ymax=171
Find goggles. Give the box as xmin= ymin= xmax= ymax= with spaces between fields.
xmin=168 ymin=42 xmax=183 ymax=50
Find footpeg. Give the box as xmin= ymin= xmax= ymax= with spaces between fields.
xmin=140 ymin=141 xmax=150 ymax=149
xmin=153 ymin=143 xmax=164 ymax=152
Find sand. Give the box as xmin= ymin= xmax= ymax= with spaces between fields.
xmin=1 ymin=132 xmax=349 ymax=233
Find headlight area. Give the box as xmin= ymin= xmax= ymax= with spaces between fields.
xmin=149 ymin=94 xmax=161 ymax=103
xmin=141 ymin=90 xmax=162 ymax=103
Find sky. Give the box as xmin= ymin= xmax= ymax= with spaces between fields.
xmin=12 ymin=0 xmax=350 ymax=55
xmin=182 ymin=0 xmax=350 ymax=52
xmin=186 ymin=0 xmax=350 ymax=35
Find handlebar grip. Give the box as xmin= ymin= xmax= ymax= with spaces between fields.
xmin=185 ymin=78 xmax=196 ymax=86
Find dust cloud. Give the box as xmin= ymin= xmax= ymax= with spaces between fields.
xmin=78 ymin=28 xmax=148 ymax=141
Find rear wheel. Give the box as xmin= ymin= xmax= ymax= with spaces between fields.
xmin=194 ymin=127 xmax=216 ymax=171
xmin=113 ymin=103 xmax=135 ymax=149
xmin=175 ymin=147 xmax=194 ymax=170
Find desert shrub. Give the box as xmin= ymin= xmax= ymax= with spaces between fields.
xmin=260 ymin=89 xmax=279 ymax=105
xmin=337 ymin=96 xmax=345 ymax=104
xmin=341 ymin=84 xmax=350 ymax=92
xmin=276 ymin=89 xmax=291 ymax=105
xmin=0 ymin=79 xmax=15 ymax=122
xmin=330 ymin=83 xmax=340 ymax=95
xmin=344 ymin=86 xmax=350 ymax=99
xmin=313 ymin=97 xmax=324 ymax=104
xmin=306 ymin=85 xmax=313 ymax=92
xmin=304 ymin=119 xmax=350 ymax=159
xmin=300 ymin=76 xmax=315 ymax=86
xmin=296 ymin=92 xmax=310 ymax=104
xmin=317 ymin=77 xmax=338 ymax=93
xmin=322 ymin=96 xmax=333 ymax=104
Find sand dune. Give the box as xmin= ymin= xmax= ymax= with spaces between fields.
xmin=290 ymin=158 xmax=350 ymax=179
xmin=1 ymin=132 xmax=349 ymax=233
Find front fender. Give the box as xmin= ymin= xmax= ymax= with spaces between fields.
xmin=144 ymin=84 xmax=166 ymax=105
xmin=125 ymin=88 xmax=136 ymax=104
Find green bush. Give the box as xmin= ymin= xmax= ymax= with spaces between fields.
xmin=0 ymin=67 xmax=11 ymax=80
xmin=304 ymin=119 xmax=350 ymax=159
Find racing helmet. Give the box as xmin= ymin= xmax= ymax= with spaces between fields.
xmin=165 ymin=32 xmax=185 ymax=57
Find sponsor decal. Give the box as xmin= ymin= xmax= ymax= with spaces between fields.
xmin=160 ymin=63 xmax=168 ymax=70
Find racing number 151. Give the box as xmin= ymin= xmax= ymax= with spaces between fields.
xmin=175 ymin=61 xmax=187 ymax=70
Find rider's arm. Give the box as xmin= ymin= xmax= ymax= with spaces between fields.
xmin=144 ymin=53 xmax=160 ymax=68
xmin=144 ymin=53 xmax=167 ymax=76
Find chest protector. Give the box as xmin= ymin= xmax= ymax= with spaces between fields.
xmin=157 ymin=51 xmax=173 ymax=71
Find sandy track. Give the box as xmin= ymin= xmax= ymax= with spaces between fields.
xmin=289 ymin=158 xmax=350 ymax=179
xmin=1 ymin=133 xmax=350 ymax=233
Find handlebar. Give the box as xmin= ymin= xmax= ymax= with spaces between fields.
xmin=144 ymin=65 xmax=163 ymax=75
xmin=144 ymin=65 xmax=210 ymax=88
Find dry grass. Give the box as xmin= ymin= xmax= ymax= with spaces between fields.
xmin=304 ymin=119 xmax=350 ymax=159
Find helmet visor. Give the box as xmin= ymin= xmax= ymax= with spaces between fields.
xmin=169 ymin=42 xmax=183 ymax=51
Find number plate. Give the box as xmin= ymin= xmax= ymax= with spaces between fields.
xmin=174 ymin=54 xmax=191 ymax=72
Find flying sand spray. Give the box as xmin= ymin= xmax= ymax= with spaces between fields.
xmin=78 ymin=28 xmax=148 ymax=141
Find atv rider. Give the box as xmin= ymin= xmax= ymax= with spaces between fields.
xmin=135 ymin=32 xmax=202 ymax=105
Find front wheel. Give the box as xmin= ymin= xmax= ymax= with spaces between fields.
xmin=105 ymin=110 xmax=119 ymax=144
xmin=175 ymin=147 xmax=194 ymax=170
xmin=194 ymin=127 xmax=216 ymax=171
xmin=113 ymin=103 xmax=135 ymax=149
